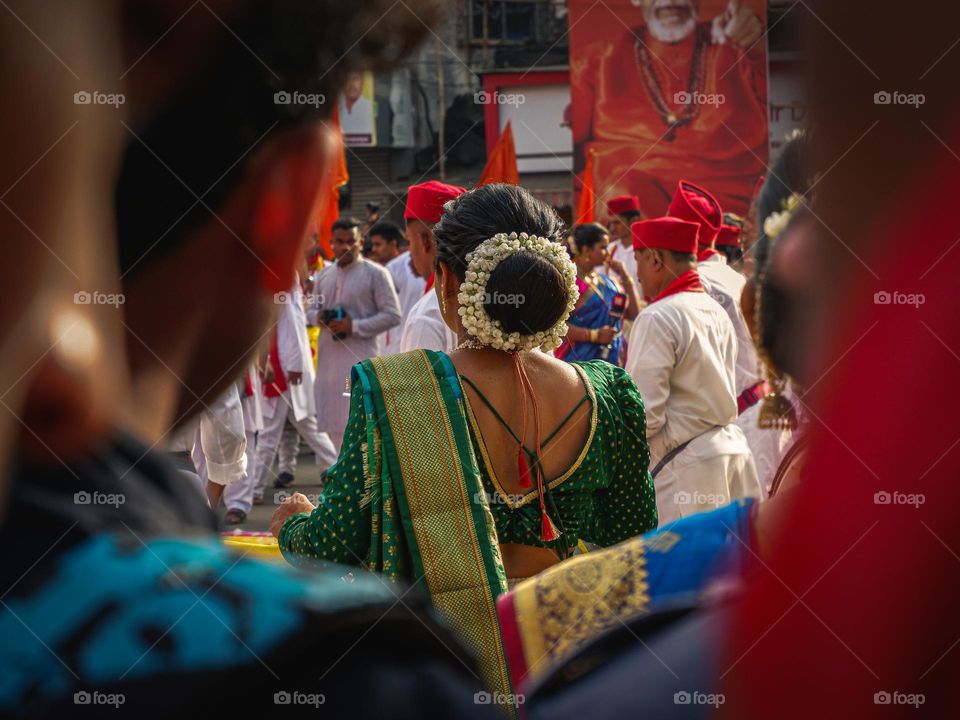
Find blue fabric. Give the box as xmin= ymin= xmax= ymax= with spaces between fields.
xmin=642 ymin=497 xmax=754 ymax=603
xmin=565 ymin=274 xmax=624 ymax=364
xmin=0 ymin=534 xmax=393 ymax=708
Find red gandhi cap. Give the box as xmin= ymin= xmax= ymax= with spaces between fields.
xmin=606 ymin=194 xmax=641 ymax=216
xmin=715 ymin=224 xmax=741 ymax=248
xmin=632 ymin=217 xmax=700 ymax=254
xmin=404 ymin=180 xmax=467 ymax=223
xmin=667 ymin=180 xmax=722 ymax=247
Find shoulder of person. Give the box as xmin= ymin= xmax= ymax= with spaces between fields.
xmin=573 ymin=359 xmax=634 ymax=394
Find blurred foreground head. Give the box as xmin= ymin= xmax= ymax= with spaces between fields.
xmin=114 ymin=0 xmax=442 ymax=438
xmin=0 ymin=2 xmax=128 ymax=498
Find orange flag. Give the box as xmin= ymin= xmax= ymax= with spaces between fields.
xmin=575 ymin=148 xmax=596 ymax=224
xmin=478 ymin=120 xmax=520 ymax=186
xmin=313 ymin=106 xmax=350 ymax=259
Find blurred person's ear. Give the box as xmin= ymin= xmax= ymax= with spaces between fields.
xmin=249 ymin=124 xmax=339 ymax=294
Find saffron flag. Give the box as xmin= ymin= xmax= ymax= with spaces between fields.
xmin=313 ymin=106 xmax=350 ymax=259
xmin=478 ymin=120 xmax=520 ymax=186
xmin=576 ymin=147 xmax=596 ymax=224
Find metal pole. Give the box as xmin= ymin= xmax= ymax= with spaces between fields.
xmin=434 ymin=35 xmax=446 ymax=180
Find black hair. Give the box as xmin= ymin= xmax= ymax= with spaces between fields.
xmin=754 ymin=130 xmax=813 ymax=284
xmin=368 ymin=221 xmax=403 ymax=245
xmin=115 ymin=0 xmax=441 ymax=277
xmin=620 ymin=210 xmax=641 ymax=222
xmin=718 ymin=245 xmax=744 ymax=265
xmin=754 ymin=130 xmax=815 ymax=378
xmin=668 ymin=250 xmax=697 ymax=264
xmin=572 ymin=223 xmax=609 ymax=252
xmin=332 ymin=217 xmax=361 ymax=233
xmin=434 ymin=183 xmax=568 ymax=337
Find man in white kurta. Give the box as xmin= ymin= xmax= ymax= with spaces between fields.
xmin=220 ymin=366 xmax=263 ymax=522
xmin=384 ymin=250 xmax=424 ymax=354
xmin=225 ymin=277 xmax=339 ymax=517
xmin=397 ymin=180 xmax=466 ymax=353
xmin=400 ymin=289 xmax=457 ymax=353
xmin=602 ymin=194 xmax=642 ymax=286
xmin=179 ymin=383 xmax=247 ymax=507
xmin=626 ymin=217 xmax=761 ymax=525
xmin=668 ymin=179 xmax=763 ymax=402
xmin=310 ymin=219 xmax=401 ymax=450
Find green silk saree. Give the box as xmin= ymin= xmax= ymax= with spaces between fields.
xmin=352 ymin=349 xmax=513 ymax=703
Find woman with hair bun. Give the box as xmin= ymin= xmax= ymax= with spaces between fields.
xmin=272 ymin=183 xmax=658 ymax=703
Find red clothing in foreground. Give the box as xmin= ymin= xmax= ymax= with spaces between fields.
xmin=725 ymin=135 xmax=960 ymax=717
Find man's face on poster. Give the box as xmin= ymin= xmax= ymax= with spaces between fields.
xmin=345 ymin=73 xmax=364 ymax=102
xmin=636 ymin=0 xmax=699 ymax=42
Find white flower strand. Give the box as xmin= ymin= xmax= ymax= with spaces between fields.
xmin=457 ymin=231 xmax=579 ymax=352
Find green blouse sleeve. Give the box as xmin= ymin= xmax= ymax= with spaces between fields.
xmin=278 ymin=380 xmax=371 ymax=567
xmin=585 ymin=365 xmax=658 ymax=546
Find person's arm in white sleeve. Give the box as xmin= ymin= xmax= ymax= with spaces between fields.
xmin=199 ymin=384 xmax=247 ymax=506
xmin=351 ymin=268 xmax=402 ymax=338
xmin=625 ymin=311 xmax=676 ymax=439
xmin=277 ymin=295 xmax=306 ymax=375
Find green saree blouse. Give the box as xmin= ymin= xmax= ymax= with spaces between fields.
xmin=279 ymin=356 xmax=657 ymax=565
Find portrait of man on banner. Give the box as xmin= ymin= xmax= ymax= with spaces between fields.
xmin=569 ymin=0 xmax=768 ymax=216
xmin=339 ymin=70 xmax=377 ymax=147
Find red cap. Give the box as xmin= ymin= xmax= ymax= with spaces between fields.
xmin=667 ymin=180 xmax=722 ymax=247
xmin=404 ymin=180 xmax=467 ymax=223
xmin=606 ymin=194 xmax=641 ymax=217
xmin=715 ymin=224 xmax=741 ymax=248
xmin=632 ymin=217 xmax=700 ymax=254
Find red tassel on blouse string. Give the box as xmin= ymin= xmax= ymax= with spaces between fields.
xmin=540 ymin=505 xmax=561 ymax=542
xmin=517 ymin=447 xmax=533 ymax=489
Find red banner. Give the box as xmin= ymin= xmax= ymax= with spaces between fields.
xmin=568 ymin=0 xmax=768 ymax=219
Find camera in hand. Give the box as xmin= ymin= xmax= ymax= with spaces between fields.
xmin=609 ymin=292 xmax=628 ymax=319
xmin=321 ymin=306 xmax=348 ymax=340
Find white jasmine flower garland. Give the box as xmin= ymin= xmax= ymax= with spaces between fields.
xmin=762 ymin=192 xmax=803 ymax=241
xmin=457 ymin=231 xmax=579 ymax=352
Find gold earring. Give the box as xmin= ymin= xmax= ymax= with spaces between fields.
xmin=441 ymin=292 xmax=447 ymax=315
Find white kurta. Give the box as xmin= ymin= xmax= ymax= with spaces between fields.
xmin=626 ymin=288 xmax=761 ymax=525
xmin=309 ymin=257 xmax=401 ymax=435
xmin=382 ymin=251 xmax=425 ymax=355
xmin=400 ymin=290 xmax=457 ymax=353
xmin=275 ymin=275 xmax=315 ymax=421
xmin=698 ymin=255 xmax=760 ymax=396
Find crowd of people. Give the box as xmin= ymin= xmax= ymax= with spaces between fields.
xmin=4 ymin=0 xmax=960 ymax=718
